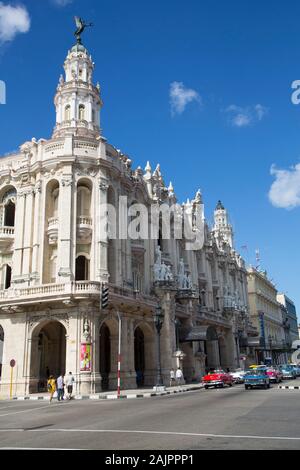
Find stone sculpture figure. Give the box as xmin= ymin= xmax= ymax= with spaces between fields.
xmin=74 ymin=16 xmax=93 ymax=44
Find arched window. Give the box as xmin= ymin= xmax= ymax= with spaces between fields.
xmin=64 ymin=105 xmax=71 ymax=121
xmin=4 ymin=200 xmax=15 ymax=227
xmin=77 ymin=186 xmax=91 ymax=217
xmin=79 ymin=104 xmax=85 ymax=121
xmin=4 ymin=265 xmax=11 ymax=289
xmin=2 ymin=188 xmax=16 ymax=227
xmin=75 ymin=255 xmax=89 ymax=281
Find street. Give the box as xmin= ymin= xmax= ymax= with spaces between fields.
xmin=0 ymin=383 xmax=300 ymax=450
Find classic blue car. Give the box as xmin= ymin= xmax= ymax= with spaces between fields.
xmin=278 ymin=365 xmax=297 ymax=380
xmin=244 ymin=369 xmax=270 ymax=390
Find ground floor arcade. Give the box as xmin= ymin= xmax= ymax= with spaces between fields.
xmin=0 ymin=304 xmax=244 ymax=397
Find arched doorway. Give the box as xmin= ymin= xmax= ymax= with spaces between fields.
xmin=218 ymin=336 xmax=228 ymax=370
xmin=205 ymin=326 xmax=220 ymax=370
xmin=30 ymin=321 xmax=66 ymax=393
xmin=0 ymin=325 xmax=4 ymax=379
xmin=75 ymin=255 xmax=89 ymax=281
xmin=133 ymin=323 xmax=156 ymax=386
xmin=134 ymin=327 xmax=145 ymax=387
xmin=100 ymin=323 xmax=111 ymax=391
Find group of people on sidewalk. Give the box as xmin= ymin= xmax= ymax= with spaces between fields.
xmin=47 ymin=372 xmax=75 ymax=403
xmin=169 ymin=367 xmax=184 ymax=387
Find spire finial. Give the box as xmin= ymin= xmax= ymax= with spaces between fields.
xmin=74 ymin=16 xmax=93 ymax=45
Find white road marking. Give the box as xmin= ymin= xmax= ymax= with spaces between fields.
xmin=0 ymin=428 xmax=300 ymax=441
xmin=0 ymin=402 xmax=71 ymax=418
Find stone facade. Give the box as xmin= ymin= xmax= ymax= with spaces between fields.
xmin=0 ymin=40 xmax=257 ymax=398
xmin=247 ymin=268 xmax=288 ymax=364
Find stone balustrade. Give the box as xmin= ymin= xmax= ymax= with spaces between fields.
xmin=0 ymin=226 xmax=15 ymax=236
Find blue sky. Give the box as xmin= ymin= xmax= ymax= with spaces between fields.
xmin=0 ymin=0 xmax=299 ymax=316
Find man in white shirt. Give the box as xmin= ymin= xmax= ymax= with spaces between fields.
xmin=169 ymin=368 xmax=175 ymax=387
xmin=175 ymin=367 xmax=184 ymax=386
xmin=65 ymin=372 xmax=75 ymax=399
xmin=56 ymin=374 xmax=64 ymax=401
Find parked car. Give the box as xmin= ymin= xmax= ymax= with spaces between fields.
xmin=244 ymin=368 xmax=270 ymax=389
xmin=266 ymin=368 xmax=282 ymax=383
xmin=289 ymin=364 xmax=300 ymax=377
xmin=202 ymin=369 xmax=233 ymax=389
xmin=230 ymin=369 xmax=246 ymax=384
xmin=278 ymin=365 xmax=297 ymax=380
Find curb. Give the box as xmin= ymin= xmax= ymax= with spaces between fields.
xmin=10 ymin=385 xmax=204 ymax=401
xmin=278 ymin=385 xmax=300 ymax=390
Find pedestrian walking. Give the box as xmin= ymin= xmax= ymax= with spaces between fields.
xmin=175 ymin=367 xmax=184 ymax=386
xmin=56 ymin=374 xmax=65 ymax=401
xmin=169 ymin=368 xmax=175 ymax=387
xmin=65 ymin=372 xmax=75 ymax=400
xmin=47 ymin=375 xmax=56 ymax=403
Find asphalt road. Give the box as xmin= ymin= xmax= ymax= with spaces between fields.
xmin=0 ymin=384 xmax=300 ymax=450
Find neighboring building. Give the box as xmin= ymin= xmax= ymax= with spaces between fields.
xmin=247 ymin=268 xmax=287 ymax=364
xmin=276 ymin=294 xmax=299 ymax=346
xmin=0 ymin=35 xmax=257 ymax=397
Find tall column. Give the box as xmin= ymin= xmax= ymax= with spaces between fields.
xmin=58 ymin=172 xmax=73 ymax=282
xmin=98 ymin=178 xmax=109 ymax=282
xmin=22 ymin=189 xmax=34 ymax=278
xmin=154 ymin=286 xmax=177 ymax=384
xmin=31 ymin=181 xmax=42 ymax=283
xmin=12 ymin=191 xmax=26 ymax=280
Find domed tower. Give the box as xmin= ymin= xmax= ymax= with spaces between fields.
xmin=53 ymin=41 xmax=102 ymax=139
xmin=213 ymin=200 xmax=234 ymax=248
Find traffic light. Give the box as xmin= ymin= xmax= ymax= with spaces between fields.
xmin=101 ymin=283 xmax=109 ymax=309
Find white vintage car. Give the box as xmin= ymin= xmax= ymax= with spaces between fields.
xmin=230 ymin=369 xmax=246 ymax=384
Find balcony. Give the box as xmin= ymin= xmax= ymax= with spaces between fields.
xmin=0 ymin=281 xmax=101 ymax=309
xmin=77 ymin=216 xmax=92 ymax=242
xmin=47 ymin=217 xmax=59 ymax=245
xmin=0 ymin=226 xmax=15 ymax=247
xmin=0 ymin=281 xmax=157 ymax=311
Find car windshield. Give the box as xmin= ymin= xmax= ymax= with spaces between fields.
xmin=245 ymin=369 xmax=266 ymax=376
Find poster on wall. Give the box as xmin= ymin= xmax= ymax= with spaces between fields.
xmin=80 ymin=343 xmax=91 ymax=371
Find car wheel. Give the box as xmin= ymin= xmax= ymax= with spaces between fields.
xmin=220 ymin=383 xmax=224 ymax=388
xmin=267 ymin=383 xmax=270 ymax=389
xmin=264 ymin=383 xmax=268 ymax=389
xmin=245 ymin=385 xmax=249 ymax=390
xmin=205 ymin=385 xmax=208 ymax=389
xmin=229 ymin=382 xmax=233 ymax=387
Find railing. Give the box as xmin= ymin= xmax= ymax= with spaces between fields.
xmin=48 ymin=217 xmax=59 ymax=228
xmin=0 ymin=281 xmax=101 ymax=301
xmin=0 ymin=281 xmax=158 ymax=305
xmin=0 ymin=226 xmax=15 ymax=236
xmin=77 ymin=216 xmax=92 ymax=226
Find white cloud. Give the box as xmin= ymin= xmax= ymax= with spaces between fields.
xmin=169 ymin=81 xmax=201 ymax=116
xmin=269 ymin=163 xmax=300 ymax=209
xmin=225 ymin=104 xmax=268 ymax=128
xmin=52 ymin=0 xmax=73 ymax=6
xmin=0 ymin=2 xmax=30 ymax=43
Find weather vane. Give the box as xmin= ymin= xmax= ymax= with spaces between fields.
xmin=74 ymin=16 xmax=93 ymax=44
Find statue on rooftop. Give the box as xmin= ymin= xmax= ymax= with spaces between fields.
xmin=74 ymin=16 xmax=93 ymax=44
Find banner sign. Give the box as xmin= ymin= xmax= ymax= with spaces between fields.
xmin=80 ymin=343 xmax=91 ymax=371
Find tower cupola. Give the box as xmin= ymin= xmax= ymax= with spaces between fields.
xmin=52 ymin=24 xmax=102 ymax=139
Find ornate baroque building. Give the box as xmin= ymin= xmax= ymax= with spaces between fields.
xmin=0 ymin=38 xmax=257 ymax=397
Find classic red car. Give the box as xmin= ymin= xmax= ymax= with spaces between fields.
xmin=266 ymin=368 xmax=283 ymax=383
xmin=202 ymin=369 xmax=233 ymax=389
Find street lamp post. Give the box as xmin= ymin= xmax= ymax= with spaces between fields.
xmin=154 ymin=304 xmax=165 ymax=390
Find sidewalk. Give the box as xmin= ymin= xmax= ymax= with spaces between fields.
xmin=9 ymin=383 xmax=204 ymax=401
